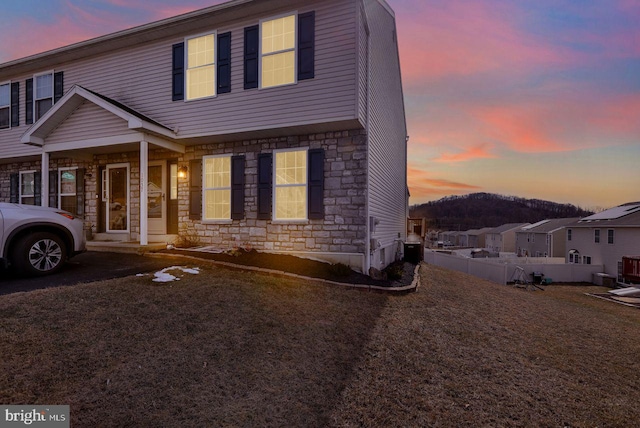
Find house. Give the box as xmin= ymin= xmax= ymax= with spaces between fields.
xmin=565 ymin=203 xmax=640 ymax=281
xmin=0 ymin=0 xmax=408 ymax=274
xmin=458 ymin=227 xmax=492 ymax=248
xmin=515 ymin=218 xmax=579 ymax=258
xmin=485 ymin=223 xmax=529 ymax=253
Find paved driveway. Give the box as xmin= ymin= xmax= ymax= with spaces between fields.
xmin=0 ymin=252 xmax=181 ymax=296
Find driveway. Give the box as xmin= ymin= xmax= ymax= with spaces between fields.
xmin=0 ymin=251 xmax=181 ymax=296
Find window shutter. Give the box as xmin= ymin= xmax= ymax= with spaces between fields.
xmin=9 ymin=173 xmax=19 ymax=203
xmin=257 ymin=153 xmax=273 ymax=219
xmin=298 ymin=11 xmax=315 ymax=81
xmin=34 ymin=172 xmax=42 ymax=206
xmin=218 ymin=32 xmax=232 ymax=94
xmin=189 ymin=160 xmax=202 ymax=220
xmin=25 ymin=78 xmax=33 ymax=125
xmin=308 ymin=148 xmax=324 ymax=219
xmin=172 ymin=42 xmax=185 ymax=101
xmin=231 ymin=155 xmax=245 ymax=220
xmin=49 ymin=170 xmax=58 ymax=208
xmin=53 ymin=72 xmax=64 ymax=103
xmin=10 ymin=82 xmax=19 ymax=127
xmin=244 ymin=25 xmax=259 ymax=90
xmin=76 ymin=168 xmax=85 ymax=216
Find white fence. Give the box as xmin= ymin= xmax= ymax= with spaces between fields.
xmin=424 ymin=250 xmax=603 ymax=285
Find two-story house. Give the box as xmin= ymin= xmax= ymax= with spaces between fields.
xmin=485 ymin=223 xmax=529 ymax=253
xmin=565 ymin=203 xmax=640 ymax=280
xmin=0 ymin=0 xmax=408 ymax=274
xmin=515 ymin=218 xmax=578 ymax=258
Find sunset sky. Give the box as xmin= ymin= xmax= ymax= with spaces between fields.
xmin=1 ymin=0 xmax=638 ymax=210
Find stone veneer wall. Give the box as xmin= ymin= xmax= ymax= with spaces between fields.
xmin=179 ymin=129 xmax=368 ymax=256
xmin=0 ymin=129 xmax=368 ymax=264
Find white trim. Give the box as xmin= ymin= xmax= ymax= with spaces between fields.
xmin=105 ymin=163 xmax=130 ymax=234
xmin=58 ymin=166 xmax=78 ymax=211
xmin=272 ymin=147 xmax=308 ymax=221
xmin=33 ymin=70 xmax=54 ymax=122
xmin=0 ymin=81 xmax=10 ymax=130
xmin=184 ymin=31 xmax=218 ymax=101
xmin=19 ymin=170 xmax=37 ymax=204
xmin=140 ymin=141 xmax=149 ymax=245
xmin=259 ymin=12 xmax=298 ymax=90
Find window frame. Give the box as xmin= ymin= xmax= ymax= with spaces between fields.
xmin=19 ymin=170 xmax=36 ymax=205
xmin=58 ymin=167 xmax=78 ymax=214
xmin=273 ymin=147 xmax=308 ymax=222
xmin=185 ymin=31 xmax=217 ymax=101
xmin=259 ymin=12 xmax=298 ymax=89
xmin=607 ymin=229 xmax=614 ymax=244
xmin=202 ymin=154 xmax=232 ymax=223
xmin=0 ymin=81 xmax=10 ymax=129
xmin=567 ymin=229 xmax=572 ymax=241
xmin=33 ymin=70 xmax=54 ymax=121
xmin=594 ymin=229 xmax=600 ymax=243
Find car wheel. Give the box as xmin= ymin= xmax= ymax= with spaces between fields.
xmin=12 ymin=232 xmax=67 ymax=276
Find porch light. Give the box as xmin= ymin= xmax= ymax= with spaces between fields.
xmin=178 ymin=165 xmax=188 ymax=179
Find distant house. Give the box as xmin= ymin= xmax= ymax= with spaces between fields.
xmin=565 ymin=203 xmax=640 ymax=280
xmin=485 ymin=223 xmax=529 ymax=253
xmin=515 ymin=218 xmax=579 ymax=258
xmin=458 ymin=227 xmax=493 ymax=248
xmin=0 ymin=0 xmax=408 ymax=274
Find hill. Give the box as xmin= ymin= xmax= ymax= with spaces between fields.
xmin=410 ymin=193 xmax=593 ymax=231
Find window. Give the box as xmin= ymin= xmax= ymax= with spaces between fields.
xmin=567 ymin=229 xmax=572 ymax=241
xmin=608 ymin=229 xmax=614 ymax=244
xmin=203 ymin=155 xmax=231 ymax=220
xmin=170 ymin=164 xmax=178 ymax=200
xmin=186 ymin=33 xmax=216 ymax=100
xmin=35 ymin=72 xmax=54 ymax=120
xmin=594 ymin=229 xmax=600 ymax=243
xmin=569 ymin=249 xmax=580 ymax=264
xmin=59 ymin=168 xmax=77 ymax=215
xmin=20 ymin=171 xmax=36 ymax=205
xmin=0 ymin=83 xmax=9 ymax=129
xmin=274 ymin=149 xmax=307 ymax=220
xmin=583 ymin=256 xmax=592 ymax=265
xmin=261 ymin=14 xmax=296 ymax=88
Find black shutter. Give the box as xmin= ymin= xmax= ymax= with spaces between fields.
xmin=172 ymin=42 xmax=185 ymax=101
xmin=25 ymin=78 xmax=33 ymax=125
xmin=231 ymin=156 xmax=245 ymax=220
xmin=244 ymin=25 xmax=259 ymax=90
xmin=9 ymin=173 xmax=19 ymax=203
xmin=49 ymin=170 xmax=58 ymax=208
xmin=10 ymin=82 xmax=19 ymax=127
xmin=218 ymin=32 xmax=232 ymax=94
xmin=308 ymin=149 xmax=324 ymax=219
xmin=298 ymin=11 xmax=316 ymax=81
xmin=189 ymin=160 xmax=202 ymax=220
xmin=257 ymin=153 xmax=272 ymax=219
xmin=53 ymin=72 xmax=64 ymax=103
xmin=34 ymin=172 xmax=42 ymax=206
xmin=76 ymin=168 xmax=85 ymax=216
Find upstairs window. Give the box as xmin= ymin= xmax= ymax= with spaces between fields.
xmin=35 ymin=72 xmax=54 ymax=120
xmin=594 ymin=229 xmax=600 ymax=243
xmin=261 ymin=14 xmax=296 ymax=88
xmin=608 ymin=229 xmax=614 ymax=244
xmin=186 ymin=33 xmax=216 ymax=100
xmin=567 ymin=229 xmax=572 ymax=241
xmin=0 ymin=83 xmax=9 ymax=129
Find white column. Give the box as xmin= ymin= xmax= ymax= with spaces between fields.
xmin=139 ymin=140 xmax=148 ymax=245
xmin=41 ymin=152 xmax=50 ymax=207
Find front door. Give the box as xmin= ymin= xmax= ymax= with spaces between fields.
xmin=105 ymin=163 xmax=129 ymax=233
xmin=147 ymin=161 xmax=167 ymax=235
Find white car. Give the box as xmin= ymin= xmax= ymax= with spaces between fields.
xmin=0 ymin=203 xmax=86 ymax=276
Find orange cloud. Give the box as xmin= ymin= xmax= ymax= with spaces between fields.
xmin=408 ymin=166 xmax=481 ymax=201
xmin=433 ymin=143 xmax=496 ymax=162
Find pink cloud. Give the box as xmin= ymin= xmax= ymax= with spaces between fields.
xmin=408 ymin=165 xmax=481 ymax=200
xmin=433 ymin=143 xmax=496 ymax=162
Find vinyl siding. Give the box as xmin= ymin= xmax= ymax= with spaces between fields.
xmin=45 ymin=101 xmax=132 ymax=144
xmin=0 ymin=0 xmax=359 ymax=159
xmin=363 ymin=0 xmax=407 ymax=262
xmin=357 ymin=1 xmax=369 ymax=125
xmin=569 ymin=226 xmax=640 ymax=277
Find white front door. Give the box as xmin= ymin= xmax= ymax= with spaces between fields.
xmin=147 ymin=161 xmax=166 ymax=235
xmin=105 ymin=163 xmax=130 ymax=233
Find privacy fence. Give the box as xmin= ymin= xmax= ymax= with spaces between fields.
xmin=424 ymin=250 xmax=603 ymax=285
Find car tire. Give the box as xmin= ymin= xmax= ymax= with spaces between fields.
xmin=12 ymin=232 xmax=67 ymax=276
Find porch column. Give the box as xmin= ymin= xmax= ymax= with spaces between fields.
xmin=41 ymin=152 xmax=50 ymax=207
xmin=140 ymin=140 xmax=149 ymax=245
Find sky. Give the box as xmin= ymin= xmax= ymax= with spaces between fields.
xmin=0 ymin=0 xmax=638 ymax=210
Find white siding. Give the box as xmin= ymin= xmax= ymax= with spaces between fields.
xmin=45 ymin=102 xmax=132 ymax=144
xmin=363 ymin=0 xmax=407 ymax=265
xmin=0 ymin=0 xmax=360 ymax=159
xmin=569 ymin=226 xmax=640 ymax=278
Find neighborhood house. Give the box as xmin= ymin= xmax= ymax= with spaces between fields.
xmin=0 ymin=0 xmax=408 ymax=274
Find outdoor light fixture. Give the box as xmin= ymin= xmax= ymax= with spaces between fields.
xmin=178 ymin=165 xmax=188 ymax=179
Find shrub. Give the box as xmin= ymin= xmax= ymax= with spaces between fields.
xmin=383 ymin=261 xmax=405 ymax=281
xmin=328 ymin=263 xmax=353 ymax=278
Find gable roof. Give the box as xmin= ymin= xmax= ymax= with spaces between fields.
xmin=572 ymin=203 xmax=640 ymax=227
xmin=487 ymin=223 xmax=530 ymax=234
xmin=21 ymin=85 xmax=175 ymax=147
xmin=517 ymin=218 xmax=579 ymax=234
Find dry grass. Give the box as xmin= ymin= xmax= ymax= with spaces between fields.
xmin=1 ymin=262 xmax=639 ymax=427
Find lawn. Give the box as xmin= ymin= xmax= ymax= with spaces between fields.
xmin=1 ymin=262 xmax=639 ymax=427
